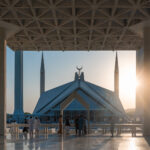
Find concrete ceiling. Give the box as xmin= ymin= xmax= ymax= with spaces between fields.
xmin=0 ymin=0 xmax=150 ymax=51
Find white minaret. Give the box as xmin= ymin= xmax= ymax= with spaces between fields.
xmin=40 ymin=52 xmax=45 ymax=95
xmin=114 ymin=52 xmax=119 ymax=97
xmin=14 ymin=51 xmax=24 ymax=120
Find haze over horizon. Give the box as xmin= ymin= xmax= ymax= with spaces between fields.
xmin=6 ymin=47 xmax=136 ymax=114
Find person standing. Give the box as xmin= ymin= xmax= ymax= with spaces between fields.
xmin=110 ymin=116 xmax=115 ymax=137
xmin=83 ymin=117 xmax=87 ymax=135
xmin=78 ymin=115 xmax=84 ymax=136
xmin=65 ymin=116 xmax=70 ymax=135
xmin=28 ymin=116 xmax=34 ymax=137
xmin=10 ymin=120 xmax=17 ymax=135
xmin=34 ymin=117 xmax=40 ymax=135
xmin=58 ymin=115 xmax=63 ymax=134
xmin=23 ymin=118 xmax=28 ymax=133
xmin=74 ymin=116 xmax=79 ymax=135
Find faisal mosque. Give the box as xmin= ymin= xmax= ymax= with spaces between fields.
xmin=12 ymin=51 xmax=126 ymax=123
xmin=31 ymin=52 xmax=126 ymax=122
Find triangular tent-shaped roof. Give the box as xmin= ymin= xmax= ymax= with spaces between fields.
xmin=33 ymin=73 xmax=126 ymax=118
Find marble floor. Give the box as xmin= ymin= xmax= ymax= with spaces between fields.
xmin=0 ymin=134 xmax=150 ymax=150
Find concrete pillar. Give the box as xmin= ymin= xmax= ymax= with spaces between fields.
xmin=136 ymin=49 xmax=144 ymax=120
xmin=0 ymin=138 xmax=6 ymax=150
xmin=143 ymin=26 xmax=150 ymax=136
xmin=0 ymin=28 xmax=6 ymax=137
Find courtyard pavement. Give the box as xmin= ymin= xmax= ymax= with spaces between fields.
xmin=0 ymin=134 xmax=150 ymax=150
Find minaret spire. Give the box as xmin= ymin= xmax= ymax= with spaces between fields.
xmin=13 ymin=51 xmax=24 ymax=122
xmin=40 ymin=52 xmax=45 ymax=95
xmin=114 ymin=51 xmax=119 ymax=97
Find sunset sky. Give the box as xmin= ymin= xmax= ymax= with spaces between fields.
xmin=6 ymin=47 xmax=136 ymax=113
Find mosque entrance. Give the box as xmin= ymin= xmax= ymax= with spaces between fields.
xmin=60 ymin=91 xmax=90 ymax=134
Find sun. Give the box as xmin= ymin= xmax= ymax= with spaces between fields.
xmin=119 ymin=69 xmax=136 ymax=109
xmin=120 ymin=72 xmax=136 ymax=92
xmin=136 ymin=78 xmax=140 ymax=87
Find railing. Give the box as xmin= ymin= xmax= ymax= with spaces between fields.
xmin=90 ymin=124 xmax=143 ymax=136
xmin=7 ymin=123 xmax=59 ymax=134
xmin=6 ymin=123 xmax=143 ymax=137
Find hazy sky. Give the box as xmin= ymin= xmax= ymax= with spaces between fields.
xmin=6 ymin=47 xmax=136 ymax=113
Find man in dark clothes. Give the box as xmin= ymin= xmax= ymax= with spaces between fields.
xmin=74 ymin=116 xmax=79 ymax=135
xmin=65 ymin=116 xmax=70 ymax=134
xmin=83 ymin=116 xmax=87 ymax=135
xmin=58 ymin=115 xmax=63 ymax=134
xmin=110 ymin=116 xmax=115 ymax=137
xmin=78 ymin=115 xmax=84 ymax=136
xmin=23 ymin=118 xmax=28 ymax=133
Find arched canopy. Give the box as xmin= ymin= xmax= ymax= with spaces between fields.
xmin=60 ymin=91 xmax=89 ymax=111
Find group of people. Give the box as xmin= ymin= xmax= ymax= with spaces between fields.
xmin=75 ymin=115 xmax=88 ymax=136
xmin=23 ymin=116 xmax=40 ymax=136
xmin=58 ymin=115 xmax=88 ymax=136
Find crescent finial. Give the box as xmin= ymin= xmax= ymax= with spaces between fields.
xmin=76 ymin=66 xmax=83 ymax=76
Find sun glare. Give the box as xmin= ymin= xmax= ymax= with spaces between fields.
xmin=136 ymin=78 xmax=140 ymax=87
xmin=120 ymin=72 xmax=136 ymax=92
xmin=119 ymin=68 xmax=136 ymax=109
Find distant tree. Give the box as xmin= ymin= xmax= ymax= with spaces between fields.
xmin=24 ymin=112 xmax=31 ymax=115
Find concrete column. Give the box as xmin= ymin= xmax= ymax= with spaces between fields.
xmin=143 ymin=26 xmax=150 ymax=136
xmin=136 ymin=49 xmax=144 ymax=120
xmin=0 ymin=28 xmax=6 ymax=137
xmin=0 ymin=138 xmax=6 ymax=150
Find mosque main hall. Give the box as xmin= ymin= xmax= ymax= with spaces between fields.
xmin=32 ymin=52 xmax=126 ymax=122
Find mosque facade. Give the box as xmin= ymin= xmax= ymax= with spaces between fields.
xmin=33 ymin=53 xmax=126 ymax=123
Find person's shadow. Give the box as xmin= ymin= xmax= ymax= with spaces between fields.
xmin=28 ymin=136 xmax=34 ymax=150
